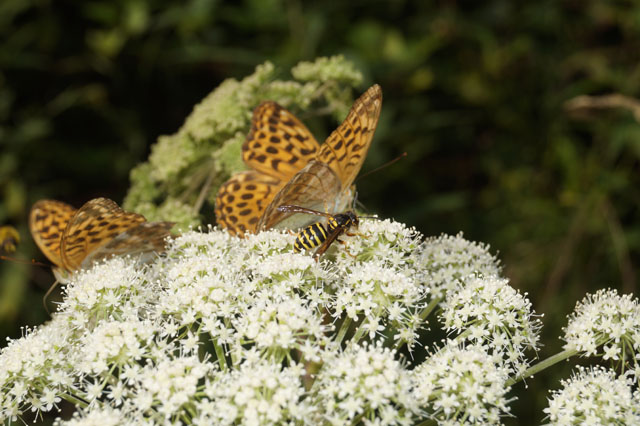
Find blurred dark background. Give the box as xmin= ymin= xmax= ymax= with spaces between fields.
xmin=1 ymin=0 xmax=639 ymax=424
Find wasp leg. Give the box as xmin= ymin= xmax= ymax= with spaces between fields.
xmin=336 ymin=239 xmax=358 ymax=258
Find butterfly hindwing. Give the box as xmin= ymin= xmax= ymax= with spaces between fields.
xmin=29 ymin=200 xmax=77 ymax=268
xmin=215 ymin=170 xmax=284 ymax=235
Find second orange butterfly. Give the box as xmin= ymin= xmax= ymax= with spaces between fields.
xmin=30 ymin=197 xmax=175 ymax=281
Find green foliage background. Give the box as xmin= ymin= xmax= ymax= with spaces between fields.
xmin=1 ymin=0 xmax=639 ymax=424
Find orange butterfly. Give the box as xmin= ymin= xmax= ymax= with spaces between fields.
xmin=29 ymin=197 xmax=175 ymax=282
xmin=215 ymin=84 xmax=382 ymax=235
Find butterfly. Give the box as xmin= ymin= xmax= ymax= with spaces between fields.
xmin=215 ymin=84 xmax=382 ymax=236
xmin=29 ymin=197 xmax=175 ymax=282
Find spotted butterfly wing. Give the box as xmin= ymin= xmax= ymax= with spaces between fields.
xmin=242 ymin=101 xmax=320 ymax=181
xmin=29 ymin=200 xmax=77 ymax=268
xmin=215 ymin=101 xmax=320 ymax=235
xmin=214 ymin=171 xmax=282 ymax=236
xmin=30 ymin=198 xmax=175 ymax=274
xmin=257 ymin=84 xmax=383 ymax=231
xmin=60 ymin=198 xmax=148 ymax=270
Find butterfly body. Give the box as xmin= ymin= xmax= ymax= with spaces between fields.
xmin=215 ymin=84 xmax=382 ymax=236
xmin=279 ymin=205 xmax=358 ymax=260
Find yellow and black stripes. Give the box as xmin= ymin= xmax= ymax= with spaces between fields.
xmin=294 ymin=222 xmax=329 ymax=252
xmin=291 ymin=211 xmax=358 ymax=258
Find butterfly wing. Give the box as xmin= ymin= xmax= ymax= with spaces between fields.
xmin=243 ymin=101 xmax=320 ymax=181
xmin=60 ymin=198 xmax=147 ymax=271
xmin=257 ymin=160 xmax=343 ymax=231
xmin=82 ymin=221 xmax=175 ymax=268
xmin=315 ymin=84 xmax=382 ymax=192
xmin=216 ymin=101 xmax=321 ymax=235
xmin=258 ymin=84 xmax=383 ymax=231
xmin=29 ymin=200 xmax=77 ymax=268
xmin=215 ymin=170 xmax=284 ymax=236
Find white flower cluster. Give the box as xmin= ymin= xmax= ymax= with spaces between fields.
xmin=56 ymin=405 xmax=144 ymax=426
xmin=417 ymin=232 xmax=501 ymax=299
xmin=1 ymin=318 xmax=72 ymax=421
xmin=411 ymin=344 xmax=512 ymax=425
xmin=195 ymin=361 xmax=311 ymax=425
xmin=563 ymin=288 xmax=640 ymax=365
xmin=332 ymin=219 xmax=426 ymax=349
xmin=0 ymin=219 xmax=545 ymax=424
xmin=544 ymin=366 xmax=640 ymax=425
xmin=311 ymin=342 xmax=417 ymax=425
xmin=441 ymin=274 xmax=542 ymax=375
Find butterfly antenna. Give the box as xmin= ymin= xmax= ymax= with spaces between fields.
xmin=0 ymin=255 xmax=49 ymax=268
xmin=355 ymin=152 xmax=407 ymax=183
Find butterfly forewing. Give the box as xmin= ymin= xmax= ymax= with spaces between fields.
xmin=215 ymin=170 xmax=284 ymax=235
xmin=29 ymin=200 xmax=77 ymax=268
xmin=315 ymin=84 xmax=382 ymax=192
xmin=257 ymin=160 xmax=344 ymax=231
xmin=243 ymin=102 xmax=321 ymax=181
xmin=60 ymin=198 xmax=147 ymax=271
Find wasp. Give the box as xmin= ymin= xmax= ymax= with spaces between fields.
xmin=277 ymin=205 xmax=359 ymax=260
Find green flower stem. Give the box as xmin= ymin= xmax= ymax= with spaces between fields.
xmin=454 ymin=327 xmax=473 ymax=341
xmin=60 ymin=393 xmax=88 ymax=409
xmin=416 ymin=419 xmax=437 ymax=426
xmin=352 ymin=323 xmax=367 ymax=343
xmin=506 ymin=347 xmax=579 ymax=387
xmin=419 ymin=296 xmax=442 ymax=322
xmin=349 ymin=412 xmax=365 ymax=425
xmin=213 ymin=341 xmax=227 ymax=371
xmin=335 ymin=317 xmax=352 ymax=345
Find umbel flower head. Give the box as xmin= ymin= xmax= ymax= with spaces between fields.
xmin=1 ymin=217 xmax=536 ymax=425
xmin=441 ymin=274 xmax=542 ymax=376
xmin=411 ymin=344 xmax=513 ymax=425
xmin=544 ymin=366 xmax=640 ymax=425
xmin=563 ymin=288 xmax=640 ymax=368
